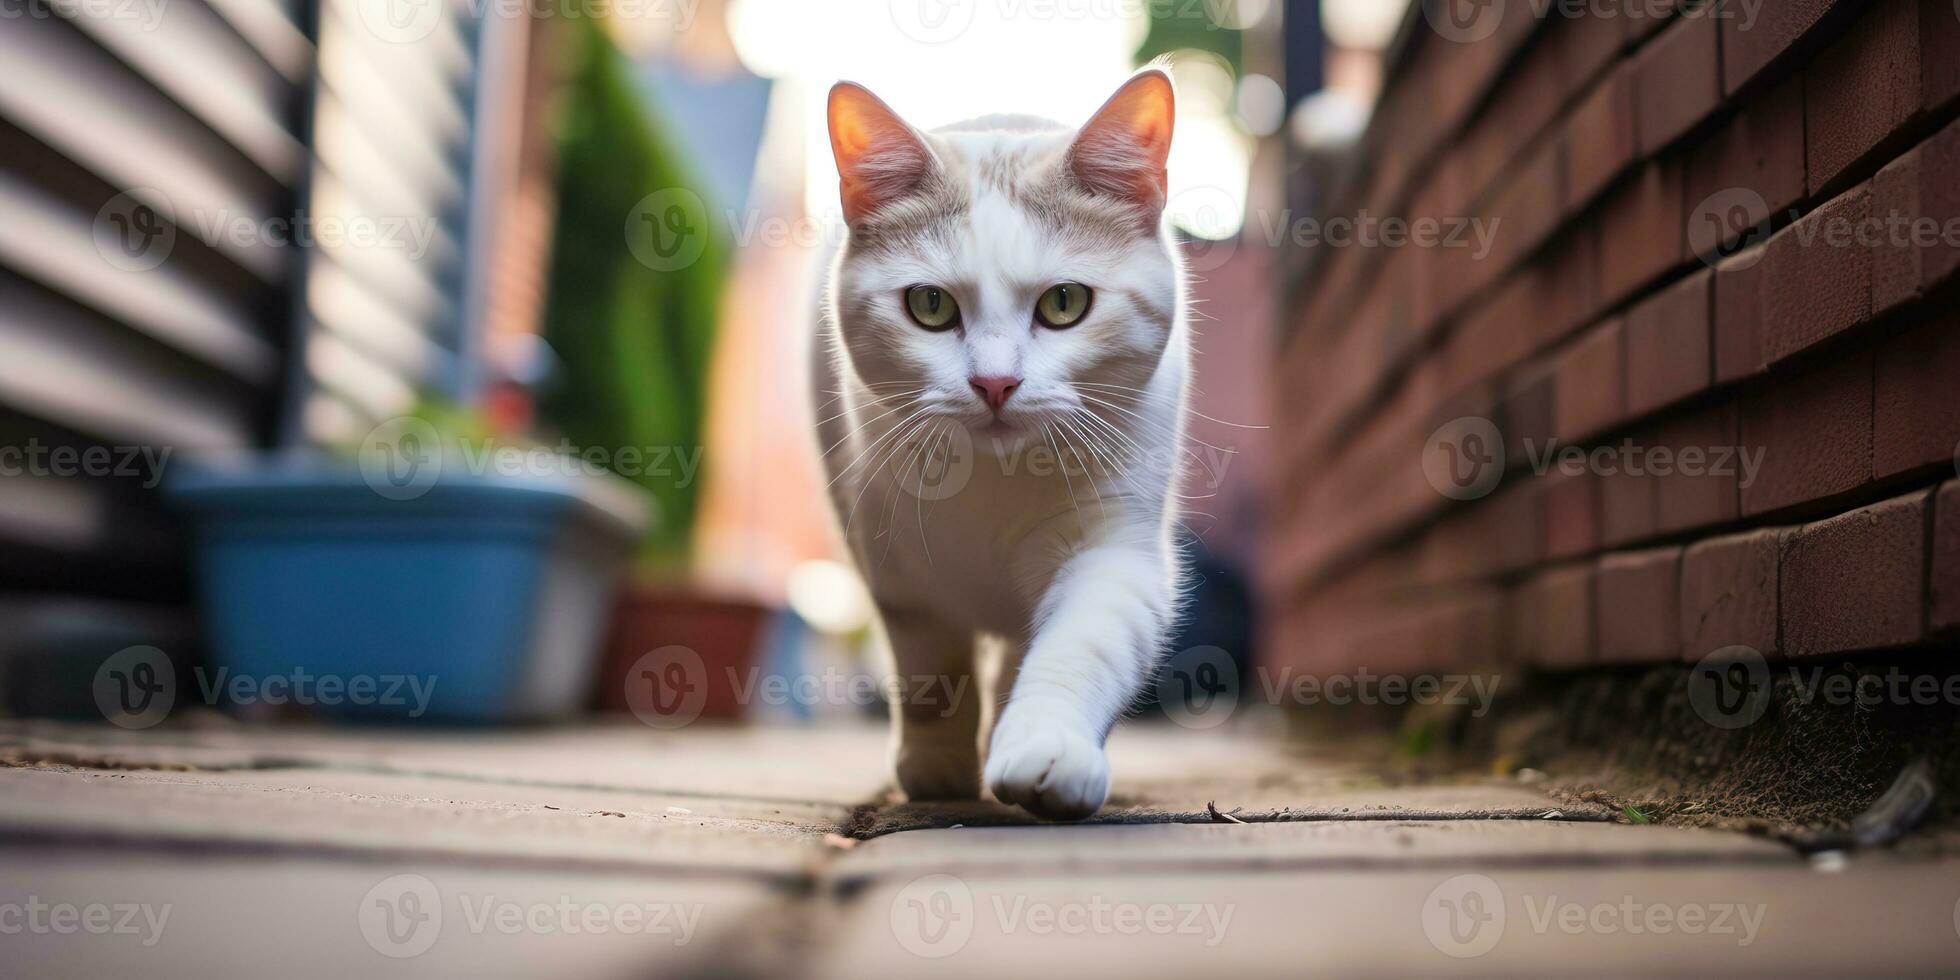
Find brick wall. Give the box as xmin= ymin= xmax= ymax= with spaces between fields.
xmin=1269 ymin=0 xmax=1960 ymax=677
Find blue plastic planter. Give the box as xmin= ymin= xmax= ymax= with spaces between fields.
xmin=168 ymin=461 xmax=650 ymax=723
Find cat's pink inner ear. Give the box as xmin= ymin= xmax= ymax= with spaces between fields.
xmin=828 ymin=83 xmax=933 ymax=224
xmin=1067 ymin=69 xmax=1176 ymax=211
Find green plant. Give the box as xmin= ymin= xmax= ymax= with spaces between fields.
xmin=537 ymin=16 xmax=726 ymax=569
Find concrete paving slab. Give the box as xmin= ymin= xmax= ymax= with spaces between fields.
xmin=0 ymin=766 xmax=849 ymax=880
xmin=819 ymin=858 xmax=1960 ymax=978
xmin=0 ymin=847 xmax=774 ymax=980
xmin=833 ymin=820 xmax=1797 ymax=883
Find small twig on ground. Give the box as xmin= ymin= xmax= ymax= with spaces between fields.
xmin=1206 ymin=801 xmax=1246 ymax=824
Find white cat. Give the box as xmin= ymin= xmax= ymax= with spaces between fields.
xmin=811 ymin=70 xmax=1189 ymax=820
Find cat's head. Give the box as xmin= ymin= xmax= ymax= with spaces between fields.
xmin=825 ymin=71 xmax=1181 ymax=450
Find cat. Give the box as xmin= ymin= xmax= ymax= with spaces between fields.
xmin=811 ymin=70 xmax=1189 ymax=820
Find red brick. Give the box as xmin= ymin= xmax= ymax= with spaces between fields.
xmin=1625 ymin=269 xmax=1713 ymax=415
xmin=1925 ymin=0 xmax=1960 ymax=113
xmin=1870 ymin=117 xmax=1960 ymax=307
xmin=1476 ymin=480 xmax=1546 ymax=575
xmin=1501 ymin=368 xmax=1556 ymax=467
xmin=1681 ymin=529 xmax=1782 ymax=659
xmin=1463 ymin=40 xmax=1567 ymax=204
xmin=1654 ymin=402 xmax=1742 ymax=534
xmin=1781 ymin=490 xmax=1931 ymax=656
xmin=1620 ymin=0 xmax=1679 ymax=45
xmin=1873 ymin=311 xmax=1960 ymax=478
xmin=1554 ymin=318 xmax=1626 ymax=442
xmin=1448 ymin=278 xmax=1552 ymax=394
xmin=1738 ymin=348 xmax=1874 ymax=516
xmin=1550 ymin=6 xmax=1629 ymax=94
xmin=1713 ymin=247 xmax=1766 ymax=383
xmin=1636 ymin=12 xmax=1722 ymax=152
xmin=1433 ymin=587 xmax=1507 ymax=667
xmin=1597 ymin=547 xmax=1684 ymax=664
xmin=1935 ymin=480 xmax=1960 ymax=633
xmin=1686 ymin=75 xmax=1807 ymax=256
xmin=1519 ymin=564 xmax=1597 ymax=668
xmin=1544 ymin=468 xmax=1601 ymax=560
xmin=1806 ymin=0 xmax=1925 ymax=193
xmin=1599 ymin=159 xmax=1685 ymax=306
xmin=1723 ymin=0 xmax=1859 ymax=97
xmin=1761 ymin=185 xmax=1874 ymax=363
xmin=1566 ymin=68 xmax=1639 ymax=211
xmin=1600 ymin=455 xmax=1657 ymax=548
xmin=1481 ymin=141 xmax=1566 ymax=273
xmin=1870 ymin=145 xmax=1927 ymax=313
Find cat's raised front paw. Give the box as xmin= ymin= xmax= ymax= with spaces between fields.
xmin=984 ymin=725 xmax=1109 ymax=820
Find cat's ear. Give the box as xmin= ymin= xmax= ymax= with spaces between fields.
xmin=828 ymin=82 xmax=936 ymax=225
xmin=1066 ymin=68 xmax=1176 ymax=214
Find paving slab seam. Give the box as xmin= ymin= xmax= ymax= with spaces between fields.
xmin=0 ymin=825 xmax=823 ymax=889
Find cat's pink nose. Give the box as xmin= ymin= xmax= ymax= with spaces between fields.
xmin=969 ymin=375 xmax=1020 ymax=413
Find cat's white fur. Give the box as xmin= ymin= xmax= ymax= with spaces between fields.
xmin=812 ymin=72 xmax=1188 ymax=820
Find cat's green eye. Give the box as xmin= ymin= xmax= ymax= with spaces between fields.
xmin=1035 ymin=282 xmax=1092 ymax=329
xmin=904 ymin=285 xmax=960 ymax=331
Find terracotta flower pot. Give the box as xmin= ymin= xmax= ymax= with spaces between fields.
xmin=596 ymin=587 xmax=772 ymax=724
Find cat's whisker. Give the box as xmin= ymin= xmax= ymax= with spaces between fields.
xmin=1059 ymin=410 xmax=1125 ymax=478
xmin=1071 ymin=406 xmax=1150 ymax=469
xmin=1072 ymin=382 xmax=1267 ymax=430
xmin=844 ymin=413 xmax=936 ymax=535
xmin=1057 ymin=412 xmax=1117 ymax=478
xmin=825 ymin=404 xmax=935 ymax=491
xmin=1051 ymin=417 xmax=1108 ymax=522
xmin=814 ymin=387 xmax=925 ymax=428
xmin=820 ymin=397 xmax=927 ymax=462
xmin=879 ymin=419 xmax=935 ymax=564
xmin=1077 ymin=393 xmax=1237 ymax=457
xmin=1041 ymin=422 xmax=1089 ymax=533
xmin=915 ymin=420 xmax=944 ymax=568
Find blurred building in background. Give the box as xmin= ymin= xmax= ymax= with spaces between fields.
xmin=0 ymin=0 xmax=559 ymax=704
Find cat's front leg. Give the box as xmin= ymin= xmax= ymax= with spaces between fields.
xmin=986 ymin=541 xmax=1174 ymax=820
xmin=880 ymin=606 xmax=983 ymax=802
